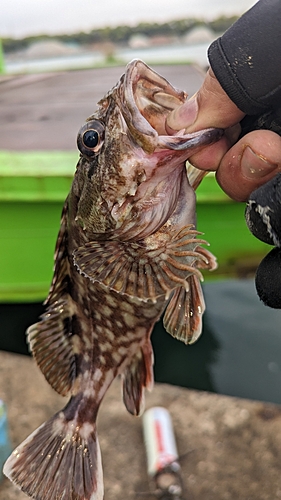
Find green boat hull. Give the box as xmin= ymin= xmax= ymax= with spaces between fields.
xmin=0 ymin=151 xmax=270 ymax=302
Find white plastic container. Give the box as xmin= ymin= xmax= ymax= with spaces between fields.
xmin=142 ymin=406 xmax=179 ymax=476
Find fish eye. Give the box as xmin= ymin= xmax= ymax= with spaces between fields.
xmin=83 ymin=129 xmax=99 ymax=149
xmin=77 ymin=120 xmax=105 ymax=157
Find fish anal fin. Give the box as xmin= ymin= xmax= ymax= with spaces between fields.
xmin=122 ymin=341 xmax=154 ymax=416
xmin=3 ymin=409 xmax=103 ymax=500
xmin=27 ymin=297 xmax=76 ymax=397
xmin=73 ymin=225 xmax=207 ymax=302
xmin=163 ymin=275 xmax=206 ymax=345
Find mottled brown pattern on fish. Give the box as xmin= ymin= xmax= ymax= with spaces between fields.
xmin=4 ymin=60 xmax=222 ymax=500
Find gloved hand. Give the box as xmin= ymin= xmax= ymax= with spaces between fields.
xmin=245 ymin=173 xmax=281 ymax=308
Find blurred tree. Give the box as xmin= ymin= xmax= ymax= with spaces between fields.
xmin=2 ymin=16 xmax=238 ymax=54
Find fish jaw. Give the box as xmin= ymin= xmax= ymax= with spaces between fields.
xmin=102 ymin=125 xmax=220 ymax=240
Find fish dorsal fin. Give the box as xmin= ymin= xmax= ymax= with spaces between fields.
xmin=73 ymin=225 xmax=208 ymax=303
xmin=27 ymin=200 xmax=76 ymax=397
xmin=46 ymin=200 xmax=69 ymax=304
xmin=27 ymin=297 xmax=76 ymax=396
xmin=163 ymin=275 xmax=206 ymax=345
xmin=122 ymin=341 xmax=154 ymax=416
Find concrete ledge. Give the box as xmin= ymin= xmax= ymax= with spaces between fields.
xmin=1 ymin=351 xmax=281 ymax=499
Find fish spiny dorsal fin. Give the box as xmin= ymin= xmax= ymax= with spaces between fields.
xmin=73 ymin=225 xmax=207 ymax=303
xmin=163 ymin=275 xmax=206 ymax=345
xmin=27 ymin=199 xmax=77 ymax=397
xmin=4 ymin=402 xmax=104 ymax=500
xmin=46 ymin=200 xmax=69 ymax=304
xmin=122 ymin=340 xmax=154 ymax=416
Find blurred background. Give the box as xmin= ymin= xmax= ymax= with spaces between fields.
xmin=1 ymin=0 xmax=281 ymax=406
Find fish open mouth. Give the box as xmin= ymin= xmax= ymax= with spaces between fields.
xmin=125 ymin=59 xmax=187 ymax=135
xmin=120 ymin=59 xmax=223 ymax=154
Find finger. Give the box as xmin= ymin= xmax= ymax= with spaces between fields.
xmin=187 ymin=124 xmax=241 ymax=171
xmin=216 ymin=130 xmax=281 ymax=201
xmin=188 ymin=135 xmax=231 ymax=171
xmin=166 ymin=69 xmax=245 ymax=132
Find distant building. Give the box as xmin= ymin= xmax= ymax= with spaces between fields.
xmin=129 ymin=34 xmax=177 ymax=49
xmin=128 ymin=35 xmax=149 ymax=49
xmin=182 ymin=26 xmax=216 ymax=45
xmin=148 ymin=35 xmax=176 ymax=46
xmin=24 ymin=40 xmax=80 ymax=59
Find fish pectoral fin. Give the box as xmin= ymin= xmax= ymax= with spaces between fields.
xmin=163 ymin=275 xmax=206 ymax=344
xmin=122 ymin=341 xmax=154 ymax=416
xmin=73 ymin=226 xmax=207 ymax=303
xmin=4 ymin=407 xmax=103 ymax=500
xmin=27 ymin=296 xmax=76 ymax=397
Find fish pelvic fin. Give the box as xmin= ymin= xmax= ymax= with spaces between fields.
xmin=73 ymin=225 xmax=208 ymax=303
xmin=3 ymin=409 xmax=103 ymax=500
xmin=122 ymin=341 xmax=154 ymax=416
xmin=163 ymin=275 xmax=206 ymax=345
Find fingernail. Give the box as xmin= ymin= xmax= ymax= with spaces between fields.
xmin=166 ymin=96 xmax=198 ymax=131
xmin=241 ymin=146 xmax=278 ymax=179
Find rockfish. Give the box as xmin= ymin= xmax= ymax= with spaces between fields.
xmin=4 ymin=60 xmax=222 ymax=500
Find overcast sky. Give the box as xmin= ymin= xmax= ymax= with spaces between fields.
xmin=1 ymin=0 xmax=257 ymax=38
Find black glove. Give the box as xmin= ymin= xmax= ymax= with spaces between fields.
xmin=240 ymin=108 xmax=281 ymax=138
xmin=245 ymin=173 xmax=281 ymax=308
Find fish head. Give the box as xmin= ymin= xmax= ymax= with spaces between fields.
xmin=74 ymin=59 xmax=222 ymax=240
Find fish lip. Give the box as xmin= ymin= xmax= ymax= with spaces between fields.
xmin=157 ymin=127 xmax=224 ymax=151
xmin=119 ymin=59 xmax=188 ymax=153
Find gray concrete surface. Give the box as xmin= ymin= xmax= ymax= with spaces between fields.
xmin=0 ymin=65 xmax=204 ymax=151
xmin=1 ymin=351 xmax=281 ymax=500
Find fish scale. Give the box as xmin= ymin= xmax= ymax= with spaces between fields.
xmin=4 ymin=59 xmax=222 ymax=500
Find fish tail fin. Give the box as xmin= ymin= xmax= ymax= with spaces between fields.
xmin=3 ymin=409 xmax=103 ymax=500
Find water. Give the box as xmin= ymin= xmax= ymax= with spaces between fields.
xmin=4 ymin=42 xmax=210 ymax=74
xmin=1 ymin=279 xmax=281 ymax=404
xmin=153 ymin=279 xmax=281 ymax=405
xmin=204 ymin=279 xmax=281 ymax=403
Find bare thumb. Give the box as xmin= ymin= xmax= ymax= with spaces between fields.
xmin=166 ymin=69 xmax=245 ymax=133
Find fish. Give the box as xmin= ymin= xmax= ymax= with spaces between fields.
xmin=4 ymin=59 xmax=222 ymax=500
